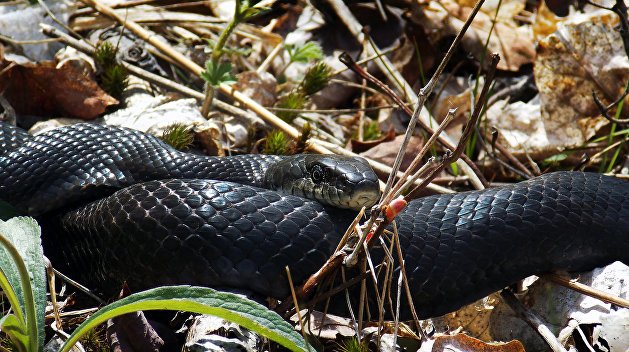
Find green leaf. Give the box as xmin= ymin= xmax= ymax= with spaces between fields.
xmin=0 ymin=314 xmax=29 ymax=352
xmin=542 ymin=153 xmax=568 ymax=165
xmin=201 ymin=60 xmax=237 ymax=87
xmin=300 ymin=62 xmax=332 ymax=95
xmin=450 ymin=162 xmax=458 ymax=176
xmin=61 ymin=286 xmax=312 ymax=352
xmin=240 ymin=6 xmax=269 ymax=20
xmin=287 ymin=42 xmax=323 ymax=63
xmin=0 ymin=217 xmax=46 ymax=351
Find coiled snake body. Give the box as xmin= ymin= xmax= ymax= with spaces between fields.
xmin=1 ymin=122 xmax=628 ymax=319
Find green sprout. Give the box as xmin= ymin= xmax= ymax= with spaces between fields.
xmin=94 ymin=42 xmax=117 ymax=69
xmin=264 ymin=130 xmax=290 ymax=155
xmin=286 ymin=42 xmax=323 ymax=64
xmin=200 ymin=0 xmax=269 ymax=116
xmin=337 ymin=337 xmax=368 ymax=352
xmin=294 ymin=122 xmax=312 ymax=153
xmin=100 ymin=65 xmax=129 ymax=99
xmin=362 ymin=119 xmax=382 ymax=141
xmin=94 ymin=42 xmax=128 ymax=99
xmin=200 ymin=61 xmax=236 ymax=87
xmin=300 ymin=61 xmax=332 ymax=96
xmin=161 ymin=124 xmax=195 ymax=151
xmin=275 ymin=91 xmax=307 ymax=122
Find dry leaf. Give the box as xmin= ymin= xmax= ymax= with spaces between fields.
xmin=360 ymin=134 xmax=425 ymax=172
xmin=532 ymin=1 xmax=563 ymax=41
xmin=489 ymin=263 xmax=629 ymax=351
xmin=0 ymin=58 xmax=118 ymax=120
xmin=485 ymin=98 xmax=547 ymax=156
xmin=235 ymin=71 xmax=278 ymax=107
xmin=349 ymin=127 xmax=396 ymax=153
xmin=534 ymin=11 xmax=629 ymax=149
xmin=432 ymin=333 xmax=525 ymax=352
xmin=412 ymin=0 xmax=535 ymax=71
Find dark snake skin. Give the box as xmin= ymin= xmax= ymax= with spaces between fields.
xmin=1 ymin=123 xmax=628 ymax=319
xmin=0 ymin=123 xmax=379 ymax=215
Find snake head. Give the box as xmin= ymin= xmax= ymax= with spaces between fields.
xmin=264 ymin=154 xmax=380 ymax=210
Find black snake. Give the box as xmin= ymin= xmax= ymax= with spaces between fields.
xmin=1 ymin=122 xmax=627 ymax=319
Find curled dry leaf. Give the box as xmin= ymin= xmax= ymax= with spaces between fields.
xmin=534 ymin=10 xmax=629 ymax=149
xmin=412 ymin=0 xmax=535 ymax=72
xmin=488 ymin=262 xmax=629 ymax=351
xmin=430 ymin=333 xmax=525 ymax=352
xmin=486 ymin=10 xmax=629 ymax=157
xmin=532 ymin=1 xmax=563 ymax=42
xmin=349 ymin=127 xmax=396 ymax=153
xmin=360 ymin=134 xmax=425 ymax=173
xmin=0 ymin=58 xmax=118 ymax=120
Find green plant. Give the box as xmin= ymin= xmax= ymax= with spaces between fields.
xmin=279 ymin=42 xmax=324 ymax=78
xmin=294 ymin=122 xmax=312 ymax=153
xmin=94 ymin=42 xmax=118 ymax=69
xmin=200 ymin=61 xmax=237 ymax=87
xmin=337 ymin=337 xmax=368 ymax=352
xmin=60 ymin=286 xmax=311 ymax=352
xmin=0 ymin=217 xmax=46 ymax=352
xmin=79 ymin=327 xmax=107 ymax=352
xmin=362 ymin=119 xmax=382 ymax=141
xmin=201 ymin=0 xmax=268 ymax=113
xmin=100 ymin=65 xmax=129 ymax=99
xmin=275 ymin=91 xmax=307 ymax=122
xmin=0 ymin=216 xmax=312 ymax=352
xmin=264 ymin=130 xmax=290 ymax=155
xmin=94 ymin=42 xmax=129 ymax=99
xmin=300 ymin=61 xmax=332 ymax=96
xmin=286 ymin=42 xmax=323 ymax=64
xmin=161 ymin=123 xmax=195 ymax=151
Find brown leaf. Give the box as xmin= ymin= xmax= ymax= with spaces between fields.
xmin=432 ymin=333 xmax=525 ymax=352
xmin=359 ymin=134 xmax=425 ymax=172
xmin=350 ymin=127 xmax=396 ymax=153
xmin=411 ymin=0 xmax=535 ymax=72
xmin=0 ymin=58 xmax=118 ymax=120
xmin=534 ymin=11 xmax=629 ymax=148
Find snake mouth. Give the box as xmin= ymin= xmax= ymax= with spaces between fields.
xmin=341 ymin=194 xmax=378 ymax=210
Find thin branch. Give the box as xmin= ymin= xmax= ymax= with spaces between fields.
xmin=500 ymin=290 xmax=568 ymax=352
xmin=593 ymin=85 xmax=629 ymax=124
xmin=338 ymin=52 xmax=489 ymax=193
xmin=405 ymin=54 xmax=500 ymax=200
xmin=543 ymin=273 xmax=629 ymax=309
xmin=323 ymin=0 xmax=487 ymax=190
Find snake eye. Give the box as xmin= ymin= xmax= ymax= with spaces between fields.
xmin=311 ymin=164 xmax=324 ymax=183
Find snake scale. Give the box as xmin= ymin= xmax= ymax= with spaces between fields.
xmin=1 ymin=122 xmax=627 ymax=319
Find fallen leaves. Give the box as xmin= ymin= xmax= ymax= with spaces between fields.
xmin=535 ymin=10 xmax=629 ymax=145
xmin=0 ymin=57 xmax=118 ymax=120
xmin=485 ymin=10 xmax=629 ymax=157
xmin=430 ymin=333 xmax=525 ymax=352
xmin=412 ymin=0 xmax=535 ymax=72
